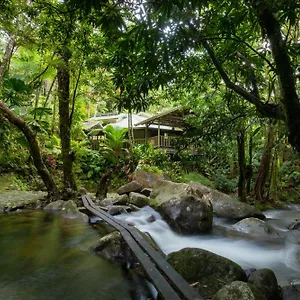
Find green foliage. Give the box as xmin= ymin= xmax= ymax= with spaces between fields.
xmin=133 ymin=143 xmax=171 ymax=169
xmin=140 ymin=164 xmax=163 ymax=176
xmin=0 ymin=173 xmax=29 ymax=191
xmin=100 ymin=125 xmax=128 ymax=164
xmin=181 ymin=172 xmax=215 ymax=188
xmin=214 ymin=170 xmax=237 ymax=193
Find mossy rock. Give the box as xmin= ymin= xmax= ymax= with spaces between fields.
xmin=166 ymin=247 xmax=247 ymax=299
xmin=213 ymin=281 xmax=267 ymax=300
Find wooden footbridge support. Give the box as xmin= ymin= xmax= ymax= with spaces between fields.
xmin=82 ymin=195 xmax=203 ymax=300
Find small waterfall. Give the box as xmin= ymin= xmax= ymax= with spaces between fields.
xmin=116 ymin=205 xmax=300 ymax=286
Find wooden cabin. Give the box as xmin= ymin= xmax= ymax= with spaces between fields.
xmin=83 ymin=107 xmax=191 ymax=152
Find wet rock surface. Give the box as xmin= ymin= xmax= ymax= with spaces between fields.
xmin=248 ymin=268 xmax=282 ymax=300
xmin=150 ymin=180 xmax=265 ymax=220
xmin=129 ymin=192 xmax=150 ymax=208
xmin=166 ymin=247 xmax=247 ymax=298
xmin=212 ymin=281 xmax=267 ymax=300
xmin=117 ymin=181 xmax=142 ymax=195
xmin=158 ymin=194 xmax=213 ymax=233
xmin=45 ymin=200 xmax=88 ymax=222
xmin=0 ymin=190 xmax=47 ymax=212
xmin=232 ymin=218 xmax=281 ymax=240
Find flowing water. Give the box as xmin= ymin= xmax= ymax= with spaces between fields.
xmin=1 ymin=205 xmax=299 ymax=300
xmin=116 ymin=205 xmax=300 ymax=286
xmin=0 ymin=210 xmax=147 ymax=300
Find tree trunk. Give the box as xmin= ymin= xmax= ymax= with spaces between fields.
xmin=96 ymin=168 xmax=113 ymax=200
xmin=0 ymin=34 xmax=16 ymax=82
xmin=254 ymin=122 xmax=275 ymax=202
xmin=246 ymin=133 xmax=253 ymax=194
xmin=0 ymin=100 xmax=59 ymax=197
xmin=57 ymin=49 xmax=77 ymax=191
xmin=237 ymin=130 xmax=246 ymax=202
xmin=251 ymin=0 xmax=300 ymax=152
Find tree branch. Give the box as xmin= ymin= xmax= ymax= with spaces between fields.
xmin=204 ymin=34 xmax=276 ymax=73
xmin=201 ymin=38 xmax=285 ymax=121
xmin=251 ymin=0 xmax=300 ymax=151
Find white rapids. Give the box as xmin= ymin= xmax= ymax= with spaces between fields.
xmin=115 ymin=205 xmax=300 ymax=286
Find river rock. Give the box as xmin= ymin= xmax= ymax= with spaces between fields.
xmin=248 ymin=269 xmax=281 ymax=300
xmin=90 ymin=231 xmax=135 ymax=265
xmin=114 ymin=194 xmax=129 ymax=205
xmin=213 ymin=281 xmax=267 ymax=300
xmin=205 ymin=189 xmax=265 ymax=220
xmin=150 ymin=180 xmax=265 ymax=220
xmin=158 ymin=194 xmax=213 ymax=233
xmin=133 ymin=167 xmax=170 ymax=188
xmin=61 ymin=200 xmax=89 ymax=222
xmin=117 ymin=181 xmax=142 ymax=195
xmin=281 ymin=284 xmax=300 ymax=300
xmin=44 ymin=200 xmax=65 ymax=210
xmin=232 ymin=218 xmax=281 ymax=239
xmin=107 ymin=205 xmax=131 ymax=215
xmin=166 ymin=248 xmax=247 ymax=298
xmin=150 ymin=180 xmax=203 ymax=207
xmin=129 ymin=192 xmax=150 ymax=208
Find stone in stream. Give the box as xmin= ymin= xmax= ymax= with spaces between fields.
xmin=61 ymin=200 xmax=89 ymax=222
xmin=166 ymin=247 xmax=247 ymax=299
xmin=248 ymin=268 xmax=282 ymax=300
xmin=107 ymin=205 xmax=131 ymax=216
xmin=129 ymin=192 xmax=150 ymax=208
xmin=90 ymin=231 xmax=135 ymax=265
xmin=212 ymin=281 xmax=267 ymax=300
xmin=44 ymin=200 xmax=65 ymax=210
xmin=117 ymin=180 xmax=142 ymax=195
xmin=150 ymin=180 xmax=265 ymax=220
xmin=44 ymin=200 xmax=88 ymax=222
xmin=158 ymin=194 xmax=213 ymax=233
xmin=232 ymin=218 xmax=281 ymax=240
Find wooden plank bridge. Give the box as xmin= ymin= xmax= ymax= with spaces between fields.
xmin=82 ymin=195 xmax=203 ymax=300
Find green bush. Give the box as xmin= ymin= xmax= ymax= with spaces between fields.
xmin=214 ymin=171 xmax=237 ymax=193
xmin=181 ymin=172 xmax=215 ymax=188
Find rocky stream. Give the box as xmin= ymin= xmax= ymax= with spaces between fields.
xmin=0 ymin=170 xmax=299 ymax=300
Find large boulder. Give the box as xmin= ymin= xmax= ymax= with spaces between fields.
xmin=166 ymin=248 xmax=247 ymax=298
xmin=213 ymin=281 xmax=267 ymax=300
xmin=232 ymin=218 xmax=281 ymax=240
xmin=150 ymin=180 xmax=265 ymax=220
xmin=150 ymin=180 xmax=203 ymax=207
xmin=133 ymin=167 xmax=170 ymax=188
xmin=129 ymin=192 xmax=150 ymax=208
xmin=204 ymin=188 xmax=265 ymax=220
xmin=158 ymin=194 xmax=213 ymax=233
xmin=117 ymin=181 xmax=142 ymax=195
xmin=248 ymin=269 xmax=281 ymax=300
